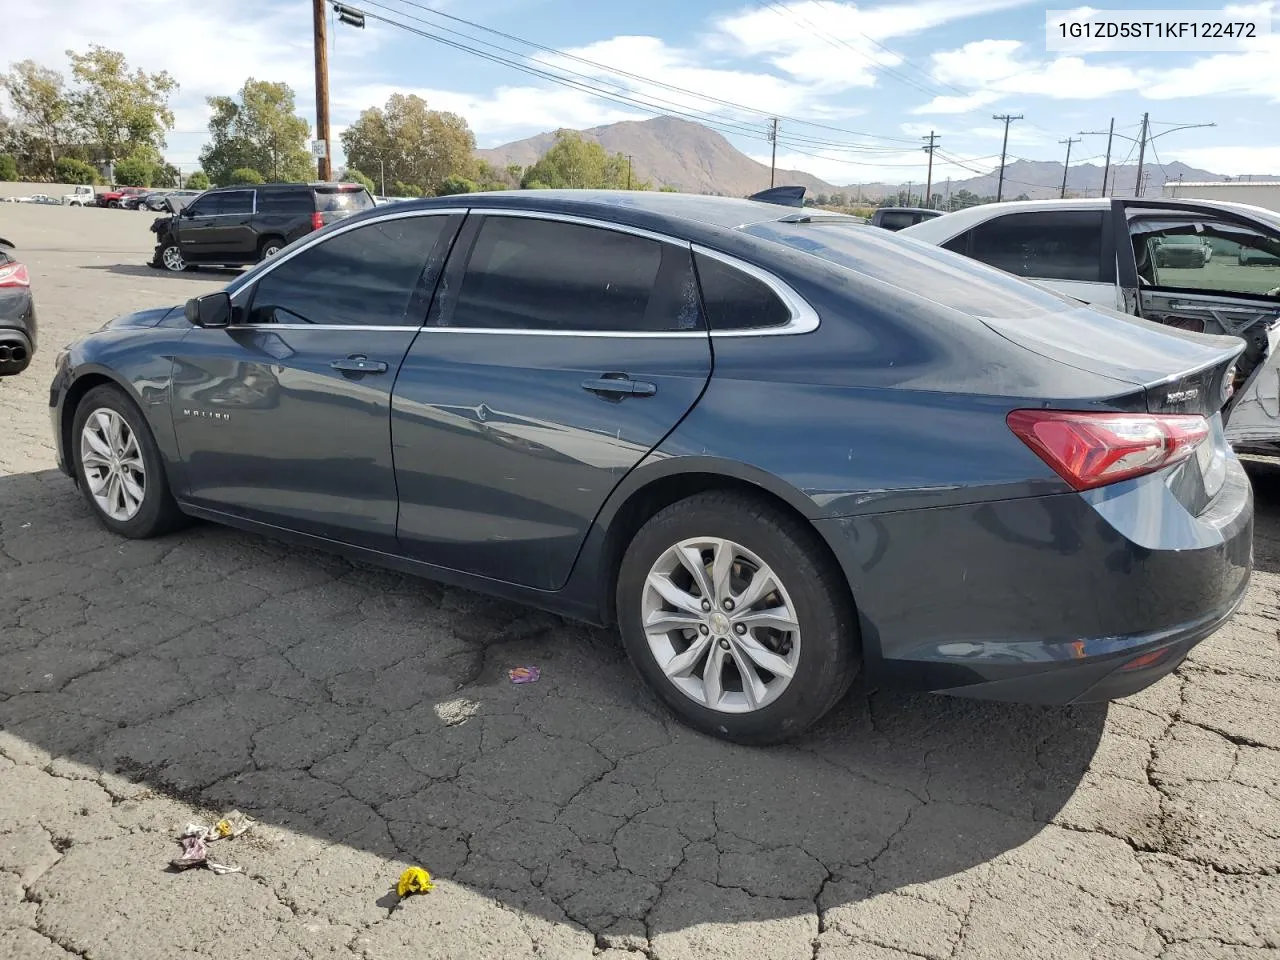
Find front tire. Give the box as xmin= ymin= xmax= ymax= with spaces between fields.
xmin=159 ymin=242 xmax=189 ymax=272
xmin=616 ymin=492 xmax=860 ymax=745
xmin=72 ymin=385 xmax=187 ymax=539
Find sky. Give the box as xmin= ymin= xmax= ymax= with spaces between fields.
xmin=2 ymin=0 xmax=1278 ymax=188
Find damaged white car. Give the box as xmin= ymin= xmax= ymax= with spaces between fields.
xmin=902 ymin=197 xmax=1280 ymax=453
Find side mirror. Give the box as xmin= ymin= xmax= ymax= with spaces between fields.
xmin=185 ymin=292 xmax=232 ymax=329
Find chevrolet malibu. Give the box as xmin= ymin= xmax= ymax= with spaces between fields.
xmin=49 ymin=191 xmax=1253 ymax=744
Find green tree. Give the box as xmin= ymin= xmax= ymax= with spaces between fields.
xmin=55 ymin=156 xmax=98 ymax=184
xmin=0 ymin=60 xmax=72 ymax=177
xmin=152 ymin=163 xmax=181 ymax=188
xmin=228 ymin=167 xmax=265 ymax=185
xmin=186 ymin=170 xmax=210 ymax=190
xmin=200 ymin=79 xmax=312 ymax=186
xmin=341 ymin=93 xmax=475 ymax=197
xmin=113 ymin=155 xmax=152 ymax=186
xmin=67 ymin=46 xmax=177 ymax=165
xmin=391 ymin=181 xmax=423 ymax=198
xmin=344 ymin=167 xmax=376 ymax=193
xmin=659 ymin=184 xmax=679 ymax=192
xmin=520 ymin=131 xmax=647 ymax=190
xmin=437 ymin=174 xmax=476 ymax=196
xmin=0 ymin=154 xmax=17 ymax=181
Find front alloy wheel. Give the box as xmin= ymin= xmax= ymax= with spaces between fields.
xmin=161 ymin=243 xmax=186 ymax=272
xmin=80 ymin=409 xmax=146 ymax=522
xmin=643 ymin=537 xmax=801 ymax=714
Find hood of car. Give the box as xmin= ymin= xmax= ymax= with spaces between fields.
xmin=102 ymin=305 xmax=181 ymax=330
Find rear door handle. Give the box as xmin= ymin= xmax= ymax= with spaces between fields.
xmin=330 ymin=355 xmax=388 ymax=374
xmin=582 ymin=376 xmax=657 ymax=398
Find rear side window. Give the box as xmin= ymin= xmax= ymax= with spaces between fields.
xmin=446 ymin=216 xmax=703 ymax=333
xmin=693 ymin=251 xmax=791 ymax=330
xmin=316 ymin=187 xmax=375 ymax=214
xmin=877 ymin=212 xmax=917 ymax=231
xmin=258 ymin=190 xmax=315 ymax=216
xmin=216 ymin=190 xmax=254 ymax=216
xmin=966 ymin=211 xmax=1105 ymax=282
xmin=248 ymin=216 xmax=447 ymax=327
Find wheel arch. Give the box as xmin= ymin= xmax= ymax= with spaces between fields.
xmin=60 ymin=368 xmax=152 ymax=479
xmin=576 ymin=457 xmax=854 ymax=627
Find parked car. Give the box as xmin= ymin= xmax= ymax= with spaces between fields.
xmin=50 ymin=191 xmax=1253 ymax=743
xmin=62 ymin=185 xmax=96 ymax=207
xmin=871 ymin=207 xmax=944 ymax=231
xmin=1153 ymin=233 xmax=1213 ymax=268
xmin=149 ymin=181 xmax=375 ymax=272
xmin=901 ymin=197 xmax=1280 ymax=453
xmin=1239 ymin=244 xmax=1280 ymax=267
xmin=121 ymin=192 xmax=156 ymax=210
xmin=97 ymin=186 xmax=149 ymax=209
xmin=17 ymin=194 xmax=61 ymax=206
xmin=0 ymin=237 xmax=36 ymax=378
xmin=143 ymin=189 xmax=199 ymax=212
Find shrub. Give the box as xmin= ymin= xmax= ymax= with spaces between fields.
xmin=228 ymin=167 xmax=265 ymax=185
xmin=391 ymin=181 xmax=423 ymax=198
xmin=0 ymin=154 xmax=17 ymax=181
xmin=55 ymin=157 xmax=99 ymax=185
xmin=113 ymin=157 xmax=153 ymax=187
xmin=345 ymin=168 xmax=376 ymax=194
xmin=186 ymin=170 xmax=210 ymax=190
xmin=437 ymin=175 xmax=477 ymax=196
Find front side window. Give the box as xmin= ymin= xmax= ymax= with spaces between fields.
xmin=247 ymin=216 xmax=447 ymax=326
xmin=1132 ymin=218 xmax=1280 ymax=298
xmin=446 ymin=216 xmax=703 ymax=333
xmin=965 ymin=210 xmax=1105 ymax=282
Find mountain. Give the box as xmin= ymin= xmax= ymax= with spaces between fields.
xmin=476 ymin=115 xmax=1276 ymax=202
xmin=476 ymin=116 xmax=838 ymax=196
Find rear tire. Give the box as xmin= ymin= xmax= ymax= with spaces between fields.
xmin=258 ymin=236 xmax=285 ymax=262
xmin=72 ymin=386 xmax=188 ymax=539
xmin=616 ymin=491 xmax=860 ymax=745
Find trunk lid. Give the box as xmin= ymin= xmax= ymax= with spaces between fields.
xmin=980 ymin=304 xmax=1243 ymax=418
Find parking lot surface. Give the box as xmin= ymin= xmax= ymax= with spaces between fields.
xmin=1 ymin=203 xmax=1277 ymax=960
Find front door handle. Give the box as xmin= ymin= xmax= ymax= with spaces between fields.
xmin=330 ymin=355 xmax=388 ymax=374
xmin=582 ymin=375 xmax=657 ymax=398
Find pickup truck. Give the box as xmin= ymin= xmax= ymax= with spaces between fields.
xmin=62 ymin=185 xmax=97 ymax=206
xmin=96 ymin=186 xmax=148 ymax=209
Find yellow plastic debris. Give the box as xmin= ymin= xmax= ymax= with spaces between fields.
xmin=397 ymin=867 xmax=434 ymax=897
xmin=214 ymin=819 xmax=233 ymax=838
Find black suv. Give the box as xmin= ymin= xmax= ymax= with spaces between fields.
xmin=150 ymin=182 xmax=375 ymax=272
xmin=871 ymin=207 xmax=944 ymax=231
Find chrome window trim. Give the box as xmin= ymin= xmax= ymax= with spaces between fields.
xmin=222 ymin=324 xmax=418 ymax=332
xmin=223 ymin=205 xmax=820 ymax=339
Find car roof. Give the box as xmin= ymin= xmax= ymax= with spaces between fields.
xmin=377 ymin=189 xmax=843 ymax=233
xmin=900 ymin=195 xmax=1280 ymax=244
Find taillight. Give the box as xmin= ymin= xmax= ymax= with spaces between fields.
xmin=310 ymin=211 xmax=324 ymax=231
xmin=0 ymin=262 xmax=30 ymax=288
xmin=1007 ymin=409 xmax=1209 ymax=491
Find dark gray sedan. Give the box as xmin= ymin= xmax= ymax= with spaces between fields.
xmin=48 ymin=191 xmax=1252 ymax=743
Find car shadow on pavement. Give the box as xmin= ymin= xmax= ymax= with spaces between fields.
xmin=0 ymin=468 xmax=1109 ymax=944
xmin=79 ymin=264 xmax=242 ymax=279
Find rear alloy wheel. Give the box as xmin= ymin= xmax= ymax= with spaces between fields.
xmin=617 ymin=492 xmax=860 ymax=744
xmin=160 ymin=243 xmax=187 ymax=272
xmin=73 ymin=385 xmax=187 ymax=539
xmin=259 ymin=239 xmax=284 ymax=262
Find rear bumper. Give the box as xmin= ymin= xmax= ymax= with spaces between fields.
xmin=815 ymin=455 xmax=1254 ymax=705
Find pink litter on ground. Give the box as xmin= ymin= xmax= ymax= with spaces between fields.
xmin=508 ymin=666 xmax=541 ymax=684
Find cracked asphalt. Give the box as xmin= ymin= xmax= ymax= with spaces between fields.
xmin=1 ymin=203 xmax=1278 ymax=960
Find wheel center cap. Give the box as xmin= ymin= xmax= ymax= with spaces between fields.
xmin=709 ymin=611 xmax=731 ymax=636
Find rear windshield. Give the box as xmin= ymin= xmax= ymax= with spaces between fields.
xmin=746 ymin=220 xmax=1087 ymax=320
xmin=316 ymin=187 xmax=374 ymax=214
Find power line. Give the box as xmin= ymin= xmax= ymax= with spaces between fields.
xmin=992 ymin=113 xmax=1023 ymax=202
xmin=381 ymin=0 xmax=923 ymax=145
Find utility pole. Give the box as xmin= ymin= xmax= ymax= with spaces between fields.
xmin=769 ymin=118 xmax=779 ymax=188
xmin=1133 ymin=111 xmax=1150 ymax=197
xmin=945 ymin=176 xmax=951 ymax=210
xmin=1058 ymin=137 xmax=1079 ymax=198
xmin=626 ymin=154 xmax=633 ymax=190
xmin=1101 ymin=118 xmax=1113 ymax=196
xmin=312 ymin=0 xmax=332 ymax=181
xmin=921 ymin=131 xmax=939 ymax=208
xmin=992 ymin=113 xmax=1023 ymax=202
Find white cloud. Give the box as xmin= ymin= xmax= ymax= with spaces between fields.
xmin=928 ymin=38 xmax=1145 ymax=102
xmin=912 ymin=91 xmax=1001 ymax=114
